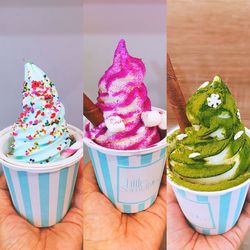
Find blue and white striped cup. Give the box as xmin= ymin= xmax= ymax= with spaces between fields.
xmin=167 ymin=126 xmax=250 ymax=235
xmin=0 ymin=125 xmax=83 ymax=227
xmin=84 ymin=135 xmax=166 ymax=213
xmin=168 ymin=177 xmax=250 ymax=235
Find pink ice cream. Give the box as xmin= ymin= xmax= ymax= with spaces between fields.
xmin=85 ymin=39 xmax=163 ymax=150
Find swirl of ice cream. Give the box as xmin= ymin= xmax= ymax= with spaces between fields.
xmin=168 ymin=76 xmax=250 ymax=191
xmin=10 ymin=63 xmax=71 ymax=163
xmin=85 ymin=39 xmax=161 ymax=149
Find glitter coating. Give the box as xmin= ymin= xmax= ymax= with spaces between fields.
xmin=85 ymin=39 xmax=160 ymax=149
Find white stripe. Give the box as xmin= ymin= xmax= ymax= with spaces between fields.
xmin=144 ymin=198 xmax=152 ymax=211
xmin=91 ymin=149 xmax=108 ymax=196
xmin=226 ymin=189 xmax=240 ymax=230
xmin=28 ymin=173 xmax=41 ymax=227
xmin=11 ymin=170 xmax=26 ymax=218
xmin=102 ymin=154 xmax=116 ymax=201
xmin=62 ymin=164 xmax=75 ymax=217
xmin=130 ymin=204 xmax=137 ymax=213
xmin=49 ymin=171 xmax=60 ymax=226
xmin=115 ymin=203 xmax=123 ymax=212
xmin=184 ymin=191 xmax=196 ymax=201
xmin=208 ymin=196 xmax=220 ymax=234
xmin=129 ymin=155 xmax=141 ymax=167
xmin=152 ymin=150 xmax=161 ymax=162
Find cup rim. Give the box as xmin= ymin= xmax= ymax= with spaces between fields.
xmin=167 ymin=125 xmax=250 ymax=195
xmin=83 ymin=106 xmax=167 ymax=156
xmin=0 ymin=124 xmax=83 ymax=173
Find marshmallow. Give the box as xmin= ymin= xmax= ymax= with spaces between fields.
xmin=105 ymin=116 xmax=125 ymax=133
xmin=159 ymin=111 xmax=166 ymax=130
xmin=141 ymin=111 xmax=162 ymax=127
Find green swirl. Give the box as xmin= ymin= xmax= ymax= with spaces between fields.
xmin=168 ymin=76 xmax=250 ymax=191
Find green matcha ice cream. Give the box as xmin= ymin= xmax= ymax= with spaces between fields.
xmin=168 ymin=76 xmax=250 ymax=191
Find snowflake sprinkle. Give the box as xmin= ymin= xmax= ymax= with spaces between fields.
xmin=189 ymin=152 xmax=201 ymax=158
xmin=237 ymin=109 xmax=241 ymax=120
xmin=176 ymin=133 xmax=188 ymax=141
xmin=207 ymin=93 xmax=222 ymax=108
xmin=234 ymin=130 xmax=244 ymax=140
xmin=198 ymin=81 xmax=209 ymax=89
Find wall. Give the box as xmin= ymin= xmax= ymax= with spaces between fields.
xmin=83 ymin=0 xmax=166 ymax=110
xmin=168 ymin=0 xmax=250 ymax=130
xmin=0 ymin=0 xmax=83 ymax=130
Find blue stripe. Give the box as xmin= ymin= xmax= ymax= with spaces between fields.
xmin=123 ymin=204 xmax=131 ymax=213
xmin=68 ymin=163 xmax=79 ymax=210
xmin=160 ymin=148 xmax=166 ymax=157
xmin=150 ymin=195 xmax=155 ymax=205
xmin=88 ymin=148 xmax=103 ymax=192
xmin=232 ymin=185 xmax=248 ymax=227
xmin=97 ymin=151 xmax=115 ymax=203
xmin=218 ymin=192 xmax=232 ymax=234
xmin=202 ymin=228 xmax=210 ymax=235
xmin=3 ymin=167 xmax=19 ymax=212
xmin=138 ymin=202 xmax=145 ymax=211
xmin=141 ymin=153 xmax=153 ymax=165
xmin=197 ymin=195 xmax=208 ymax=202
xmin=117 ymin=156 xmax=129 ymax=166
xmin=39 ymin=173 xmax=50 ymax=227
xmin=175 ymin=188 xmax=186 ymax=198
xmin=56 ymin=167 xmax=69 ymax=223
xmin=18 ymin=171 xmax=34 ymax=224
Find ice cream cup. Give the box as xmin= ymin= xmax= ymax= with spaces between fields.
xmin=0 ymin=124 xmax=83 ymax=227
xmin=84 ymin=107 xmax=167 ymax=213
xmin=167 ymin=127 xmax=250 ymax=235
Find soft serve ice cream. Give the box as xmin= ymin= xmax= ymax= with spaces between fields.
xmin=85 ymin=39 xmax=165 ymax=150
xmin=9 ymin=63 xmax=71 ymax=163
xmin=168 ymin=76 xmax=250 ymax=191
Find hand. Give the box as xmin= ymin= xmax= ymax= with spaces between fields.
xmin=83 ymin=161 xmax=166 ymax=250
xmin=167 ymin=182 xmax=250 ymax=250
xmin=0 ymin=160 xmax=83 ymax=250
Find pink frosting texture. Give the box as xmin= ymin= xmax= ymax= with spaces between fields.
xmin=85 ymin=39 xmax=160 ymax=150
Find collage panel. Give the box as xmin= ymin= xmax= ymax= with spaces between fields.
xmin=83 ymin=1 xmax=166 ymax=249
xmin=167 ymin=1 xmax=250 ymax=249
xmin=0 ymin=1 xmax=83 ymax=249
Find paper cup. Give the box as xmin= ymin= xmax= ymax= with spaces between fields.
xmin=168 ymin=177 xmax=249 ymax=235
xmin=0 ymin=124 xmax=83 ymax=227
xmin=167 ymin=126 xmax=250 ymax=235
xmin=84 ymin=107 xmax=167 ymax=213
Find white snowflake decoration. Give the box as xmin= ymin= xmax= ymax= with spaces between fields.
xmin=189 ymin=152 xmax=201 ymax=158
xmin=207 ymin=93 xmax=222 ymax=108
xmin=198 ymin=81 xmax=209 ymax=89
xmin=234 ymin=130 xmax=244 ymax=140
xmin=176 ymin=133 xmax=187 ymax=141
xmin=236 ymin=109 xmax=241 ymax=120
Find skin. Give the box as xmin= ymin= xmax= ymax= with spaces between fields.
xmin=0 ymin=160 xmax=84 ymax=250
xmin=83 ymin=161 xmax=166 ymax=250
xmin=167 ymin=182 xmax=250 ymax=250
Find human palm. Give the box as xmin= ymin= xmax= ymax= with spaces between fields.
xmin=167 ymin=183 xmax=250 ymax=250
xmin=0 ymin=162 xmax=83 ymax=250
xmin=83 ymin=161 xmax=166 ymax=250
